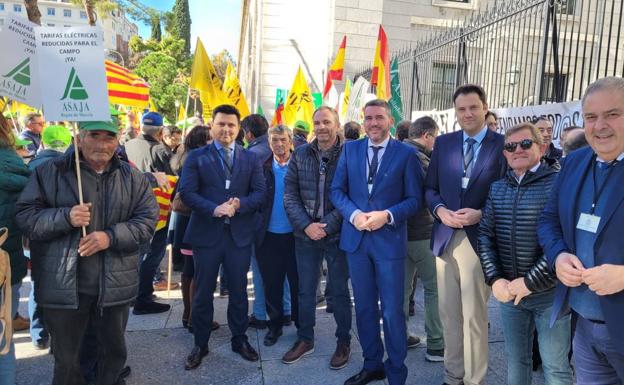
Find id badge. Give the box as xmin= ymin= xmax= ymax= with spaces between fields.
xmin=225 ymin=179 xmax=231 ymax=190
xmin=577 ymin=213 xmax=600 ymax=233
xmin=461 ymin=177 xmax=470 ymax=189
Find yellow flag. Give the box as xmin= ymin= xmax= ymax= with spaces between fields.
xmin=283 ymin=67 xmax=314 ymax=129
xmin=340 ymin=79 xmax=351 ymax=122
xmin=190 ymin=38 xmax=231 ymax=121
xmin=223 ymin=63 xmax=251 ymax=119
xmin=178 ymin=103 xmax=186 ymax=121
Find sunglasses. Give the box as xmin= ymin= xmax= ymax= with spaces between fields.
xmin=504 ymin=139 xmax=534 ymax=153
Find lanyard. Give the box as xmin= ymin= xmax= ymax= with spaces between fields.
xmin=214 ymin=144 xmax=234 ymax=176
xmin=591 ymin=157 xmax=618 ymax=214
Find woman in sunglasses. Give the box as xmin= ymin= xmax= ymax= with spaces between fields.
xmin=477 ymin=122 xmax=573 ymax=385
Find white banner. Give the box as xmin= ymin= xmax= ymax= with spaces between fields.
xmin=35 ymin=26 xmax=109 ymax=121
xmin=346 ymin=77 xmax=370 ymax=122
xmin=0 ymin=14 xmax=41 ymax=108
xmin=412 ymin=100 xmax=584 ymax=148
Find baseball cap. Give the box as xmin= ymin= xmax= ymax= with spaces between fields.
xmin=42 ymin=125 xmax=72 ymax=148
xmin=141 ymin=111 xmax=163 ymax=127
xmin=78 ymin=121 xmax=119 ymax=134
xmin=14 ymin=136 xmax=32 ymax=147
xmin=294 ymin=120 xmax=310 ymax=133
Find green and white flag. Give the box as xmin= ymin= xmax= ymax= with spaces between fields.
xmin=389 ymin=57 xmax=403 ymax=134
xmin=0 ymin=14 xmax=41 ymax=108
xmin=35 ymin=26 xmax=109 ymax=121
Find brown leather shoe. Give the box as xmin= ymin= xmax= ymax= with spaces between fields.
xmin=330 ymin=341 xmax=350 ymax=370
xmin=153 ymin=280 xmax=180 ymax=291
xmin=282 ymin=340 xmax=314 ymax=364
xmin=407 ymin=335 xmax=422 ymax=349
xmin=13 ymin=314 xmax=30 ymax=332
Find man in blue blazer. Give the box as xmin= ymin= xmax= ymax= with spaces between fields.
xmin=539 ymin=76 xmax=624 ymax=384
xmin=178 ymin=104 xmax=266 ymax=369
xmin=425 ymin=84 xmax=506 ymax=385
xmin=331 ymin=99 xmax=424 ymax=385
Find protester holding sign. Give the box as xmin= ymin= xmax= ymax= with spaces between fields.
xmin=15 ymin=121 xmax=158 ymax=385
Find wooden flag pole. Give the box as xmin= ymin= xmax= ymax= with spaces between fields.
xmin=166 ymin=244 xmax=173 ymax=299
xmin=72 ymin=122 xmax=87 ymax=237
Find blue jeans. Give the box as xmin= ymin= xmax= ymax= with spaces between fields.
xmin=574 ymin=316 xmax=624 ymax=385
xmin=0 ymin=282 xmax=21 ymax=385
xmin=28 ymin=280 xmax=48 ymax=345
xmin=251 ymin=251 xmax=291 ymax=320
xmin=295 ymin=238 xmax=351 ymax=343
xmin=136 ymin=228 xmax=168 ymax=304
xmin=499 ymin=290 xmax=573 ymax=385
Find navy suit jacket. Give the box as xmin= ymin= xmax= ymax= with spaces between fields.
xmin=538 ymin=146 xmax=624 ymax=355
xmin=425 ymin=129 xmax=506 ymax=256
xmin=179 ymin=142 xmax=266 ymax=248
xmin=330 ymin=138 xmax=424 ymax=257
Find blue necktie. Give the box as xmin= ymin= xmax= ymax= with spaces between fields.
xmin=464 ymin=138 xmax=476 ymax=178
xmin=368 ymin=146 xmax=382 ymax=184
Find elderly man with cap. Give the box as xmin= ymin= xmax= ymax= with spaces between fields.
xmin=16 ymin=120 xmax=158 ymax=385
xmin=293 ymin=120 xmax=310 ymax=148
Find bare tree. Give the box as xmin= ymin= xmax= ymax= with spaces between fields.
xmin=24 ymin=0 xmax=42 ymax=25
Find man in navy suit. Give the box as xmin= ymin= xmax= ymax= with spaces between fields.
xmin=331 ymin=99 xmax=424 ymax=385
xmin=178 ymin=104 xmax=266 ymax=369
xmin=425 ymin=84 xmax=506 ymax=385
xmin=539 ymin=76 xmax=624 ymax=384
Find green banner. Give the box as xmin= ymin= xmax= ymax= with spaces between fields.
xmin=389 ymin=57 xmax=403 ymax=135
xmin=312 ymin=92 xmax=322 ymax=109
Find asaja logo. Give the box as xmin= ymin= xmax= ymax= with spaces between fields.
xmin=3 ymin=58 xmax=31 ymax=86
xmin=61 ymin=67 xmax=88 ymax=100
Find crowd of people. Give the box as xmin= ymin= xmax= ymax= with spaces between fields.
xmin=0 ymin=75 xmax=622 ymax=385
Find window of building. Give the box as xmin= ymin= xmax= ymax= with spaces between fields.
xmin=431 ymin=62 xmax=457 ymax=109
xmin=0 ymin=18 xmax=4 ymax=26
xmin=13 ymin=4 xmax=21 ymax=12
xmin=431 ymin=0 xmax=475 ymax=10
xmin=557 ymin=0 xmax=576 ymax=15
xmin=64 ymin=25 xmax=70 ymax=27
xmin=63 ymin=9 xmax=71 ymax=17
xmin=47 ymin=23 xmax=55 ymax=27
xmin=47 ymin=7 xmax=55 ymax=16
xmin=80 ymin=11 xmax=87 ymax=19
xmin=0 ymin=4 xmax=5 ymax=11
xmin=541 ymin=73 xmax=569 ymax=102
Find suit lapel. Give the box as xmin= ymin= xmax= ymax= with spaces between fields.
xmin=596 ymin=161 xmax=624 ymax=236
xmin=359 ymin=138 xmax=368 ymax=188
xmin=563 ymin=150 xmax=593 ymax=248
xmin=370 ymin=138 xmax=398 ymax=196
xmin=208 ymin=143 xmax=226 ymax=181
xmin=466 ymin=130 xmax=496 ymax=190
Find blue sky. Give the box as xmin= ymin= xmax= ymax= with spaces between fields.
xmin=134 ymin=0 xmax=241 ymax=57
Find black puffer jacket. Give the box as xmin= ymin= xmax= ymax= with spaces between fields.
xmin=478 ymin=163 xmax=558 ymax=292
xmin=284 ymin=137 xmax=343 ymax=242
xmin=15 ymin=151 xmax=158 ymax=309
xmin=403 ymin=139 xmax=434 ymax=241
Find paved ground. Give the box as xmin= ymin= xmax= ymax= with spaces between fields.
xmin=14 ymin=272 xmax=547 ymax=385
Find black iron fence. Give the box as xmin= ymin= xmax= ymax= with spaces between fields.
xmin=355 ymin=0 xmax=624 ymax=116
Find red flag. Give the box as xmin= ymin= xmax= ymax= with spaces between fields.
xmin=271 ymin=102 xmax=284 ymax=126
xmin=371 ymin=26 xmax=390 ymax=100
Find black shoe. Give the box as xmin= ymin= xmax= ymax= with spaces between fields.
xmin=118 ymin=366 xmax=131 ymax=379
xmin=344 ymin=369 xmax=386 ymax=385
xmin=326 ymin=303 xmax=334 ymax=313
xmin=316 ymin=295 xmax=325 ymax=305
xmin=282 ymin=315 xmax=292 ymax=326
xmin=185 ymin=346 xmax=209 ymax=370
xmin=248 ymin=315 xmax=267 ymax=329
xmin=219 ymin=288 xmax=229 ymax=297
xmin=34 ymin=338 xmax=50 ymax=350
xmin=132 ymin=301 xmax=170 ymax=315
xmin=232 ymin=341 xmax=259 ymax=361
xmin=264 ymin=329 xmax=283 ymax=346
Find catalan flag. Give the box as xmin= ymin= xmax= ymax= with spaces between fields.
xmin=322 ymin=36 xmax=347 ymax=99
xmin=153 ymin=175 xmax=178 ymax=231
xmin=371 ymin=26 xmax=390 ymax=101
xmin=105 ymin=60 xmax=150 ymax=109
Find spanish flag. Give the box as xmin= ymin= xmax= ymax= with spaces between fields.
xmin=105 ymin=60 xmax=150 ymax=108
xmin=371 ymin=26 xmax=390 ymax=101
xmin=322 ymin=36 xmax=347 ymax=99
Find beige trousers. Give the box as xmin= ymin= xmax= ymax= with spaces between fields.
xmin=436 ymin=230 xmax=490 ymax=385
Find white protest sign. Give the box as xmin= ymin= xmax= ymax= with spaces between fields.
xmin=0 ymin=14 xmax=41 ymax=108
xmin=346 ymin=77 xmax=370 ymax=122
xmin=35 ymin=26 xmax=109 ymax=121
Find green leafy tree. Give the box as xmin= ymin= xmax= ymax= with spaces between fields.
xmin=134 ymin=52 xmax=187 ymax=122
xmin=150 ymin=14 xmax=162 ymax=41
xmin=171 ymin=0 xmax=191 ymax=54
xmin=211 ymin=49 xmax=235 ymax=82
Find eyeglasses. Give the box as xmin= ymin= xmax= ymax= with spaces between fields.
xmin=504 ymin=139 xmax=534 ymax=153
xmin=319 ymin=157 xmax=329 ymax=175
